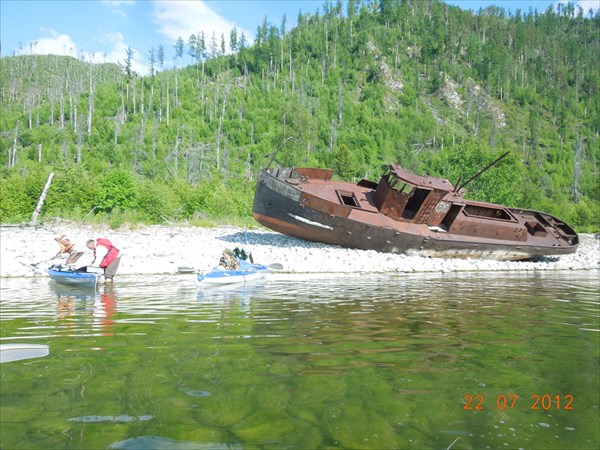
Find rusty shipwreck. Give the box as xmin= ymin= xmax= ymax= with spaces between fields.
xmin=252 ymin=162 xmax=579 ymax=261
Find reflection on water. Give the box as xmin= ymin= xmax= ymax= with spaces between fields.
xmin=1 ymin=270 xmax=598 ymax=449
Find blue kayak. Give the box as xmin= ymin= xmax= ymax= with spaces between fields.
xmin=197 ymin=260 xmax=269 ymax=285
xmin=48 ymin=266 xmax=101 ymax=287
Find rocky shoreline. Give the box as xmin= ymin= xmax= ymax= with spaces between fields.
xmin=0 ymin=222 xmax=598 ymax=278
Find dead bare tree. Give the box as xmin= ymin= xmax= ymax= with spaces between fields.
xmin=9 ymin=121 xmax=19 ymax=168
xmin=31 ymin=172 xmax=54 ymax=224
xmin=164 ymin=127 xmax=181 ymax=178
xmin=166 ymin=77 xmax=170 ymax=127
xmin=573 ymin=138 xmax=582 ymax=203
xmin=59 ymin=83 xmax=65 ymax=129
xmin=132 ymin=78 xmax=137 ymax=114
xmin=87 ymin=63 xmax=94 ymax=135
xmin=76 ymin=124 xmax=83 ymax=163
xmin=215 ymin=85 xmax=230 ymax=170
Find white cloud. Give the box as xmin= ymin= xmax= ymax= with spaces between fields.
xmin=151 ymin=0 xmax=252 ymax=54
xmin=89 ymin=31 xmax=144 ymax=74
xmin=553 ymin=0 xmax=600 ymax=14
xmin=17 ymin=28 xmax=148 ymax=76
xmin=21 ymin=28 xmax=78 ymax=57
xmin=576 ymin=0 xmax=599 ymax=14
xmin=101 ymin=0 xmax=134 ymax=20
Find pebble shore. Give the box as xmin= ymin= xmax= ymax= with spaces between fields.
xmin=0 ymin=222 xmax=598 ymax=278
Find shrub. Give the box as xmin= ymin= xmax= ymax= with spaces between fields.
xmin=94 ymin=170 xmax=137 ymax=213
xmin=134 ymin=178 xmax=181 ymax=223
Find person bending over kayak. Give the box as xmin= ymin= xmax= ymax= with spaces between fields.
xmin=86 ymin=238 xmax=121 ymax=281
xmin=54 ymin=234 xmax=75 ymax=256
xmin=219 ymin=249 xmax=240 ymax=270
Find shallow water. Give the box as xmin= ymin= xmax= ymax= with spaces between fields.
xmin=1 ymin=270 xmax=599 ymax=449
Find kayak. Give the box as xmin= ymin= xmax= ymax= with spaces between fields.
xmin=48 ymin=265 xmax=103 ymax=287
xmin=197 ymin=260 xmax=269 ymax=285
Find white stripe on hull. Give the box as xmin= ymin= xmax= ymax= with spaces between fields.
xmin=288 ymin=213 xmax=333 ymax=230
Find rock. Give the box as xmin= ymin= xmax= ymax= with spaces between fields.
xmin=0 ymin=224 xmax=598 ymax=277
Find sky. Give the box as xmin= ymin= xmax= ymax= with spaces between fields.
xmin=1 ymin=0 xmax=598 ymax=76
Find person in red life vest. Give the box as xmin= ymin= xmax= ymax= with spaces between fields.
xmin=86 ymin=238 xmax=121 ymax=282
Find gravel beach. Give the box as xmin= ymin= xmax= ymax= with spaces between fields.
xmin=0 ymin=222 xmax=598 ymax=278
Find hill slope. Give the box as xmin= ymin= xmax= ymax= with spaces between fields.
xmin=1 ymin=0 xmax=598 ymax=230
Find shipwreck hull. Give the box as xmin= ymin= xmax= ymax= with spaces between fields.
xmin=253 ymin=168 xmax=578 ymax=261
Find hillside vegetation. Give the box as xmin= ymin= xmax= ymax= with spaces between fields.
xmin=1 ymin=0 xmax=598 ymax=231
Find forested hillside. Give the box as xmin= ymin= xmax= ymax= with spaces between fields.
xmin=1 ymin=0 xmax=598 ymax=230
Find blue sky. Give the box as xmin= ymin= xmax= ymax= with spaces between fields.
xmin=1 ymin=0 xmax=597 ymax=75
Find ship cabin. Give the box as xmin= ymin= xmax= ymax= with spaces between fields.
xmin=372 ymin=164 xmax=457 ymax=225
xmin=372 ymin=164 xmax=525 ymax=240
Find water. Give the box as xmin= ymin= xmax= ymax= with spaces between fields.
xmin=1 ymin=270 xmax=598 ymax=450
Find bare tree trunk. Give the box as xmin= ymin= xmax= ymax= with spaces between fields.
xmin=174 ymin=70 xmax=179 ymax=107
xmin=114 ymin=107 xmax=120 ymax=146
xmin=216 ymin=86 xmax=230 ymax=170
xmin=76 ymin=126 xmax=83 ymax=163
xmin=324 ymin=15 xmax=328 ymax=65
xmin=148 ymin=83 xmax=154 ymax=118
xmin=200 ymin=143 xmax=206 ymax=180
xmin=333 ymin=30 xmax=337 ymax=68
xmin=337 ymin=82 xmax=343 ymax=125
xmin=121 ymin=84 xmax=129 ymax=118
xmin=152 ymin=118 xmax=158 ymax=160
xmin=71 ymin=92 xmax=77 ymax=134
xmin=50 ymin=95 xmax=55 ymax=126
xmin=166 ymin=77 xmax=170 ymax=127
xmin=132 ymin=78 xmax=137 ymax=114
xmin=27 ymin=92 xmax=34 ymax=129
xmin=174 ymin=129 xmax=179 ymax=177
xmin=62 ymin=138 xmax=69 ymax=162
xmin=159 ymin=80 xmax=163 ymax=122
xmin=350 ymin=20 xmax=353 ymax=46
xmin=10 ymin=121 xmax=19 ymax=168
xmin=329 ymin=119 xmax=335 ymax=153
xmin=573 ymin=138 xmax=582 ymax=203
xmin=245 ymin=152 xmax=252 ymax=180
xmin=87 ymin=64 xmax=94 ymax=135
xmin=38 ymin=144 xmax=42 ymax=163
xmin=140 ymin=79 xmax=145 ymax=118
xmin=133 ymin=122 xmax=145 ymax=173
xmin=290 ymin=47 xmax=295 ymax=93
xmin=31 ymin=172 xmax=54 ymax=224
xmin=59 ymin=91 xmax=65 ymax=129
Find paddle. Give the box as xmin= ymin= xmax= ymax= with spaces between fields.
xmin=177 ymin=262 xmax=283 ymax=274
xmin=0 ymin=344 xmax=49 ymax=363
xmin=177 ymin=266 xmax=200 ymax=274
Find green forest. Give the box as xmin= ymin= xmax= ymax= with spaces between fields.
xmin=1 ymin=0 xmax=598 ymax=231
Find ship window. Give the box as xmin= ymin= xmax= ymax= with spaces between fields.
xmin=442 ymin=204 xmax=462 ymax=229
xmin=402 ymin=187 xmax=431 ymax=219
xmin=395 ymin=183 xmax=407 ymax=193
xmin=337 ymin=190 xmax=359 ymax=207
xmin=464 ymin=205 xmax=512 ymax=221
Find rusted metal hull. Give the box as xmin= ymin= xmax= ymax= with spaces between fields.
xmin=253 ymin=167 xmax=579 ymax=261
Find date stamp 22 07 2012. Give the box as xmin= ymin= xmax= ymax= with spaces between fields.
xmin=463 ymin=394 xmax=574 ymax=411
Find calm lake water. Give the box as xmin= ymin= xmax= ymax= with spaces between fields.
xmin=1 ymin=270 xmax=598 ymax=450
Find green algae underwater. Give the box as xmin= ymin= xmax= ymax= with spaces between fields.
xmin=1 ymin=270 xmax=598 ymax=449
